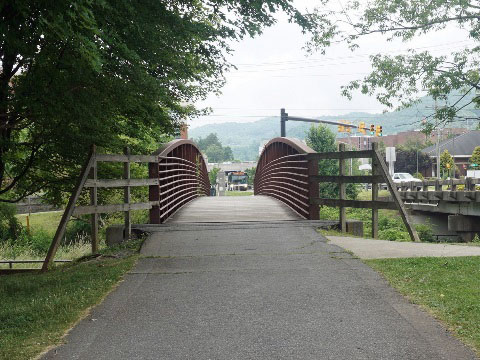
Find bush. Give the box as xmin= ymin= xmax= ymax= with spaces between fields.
xmin=378 ymin=228 xmax=410 ymax=242
xmin=64 ymin=219 xmax=91 ymax=245
xmin=413 ymin=172 xmax=424 ymax=180
xmin=0 ymin=203 xmax=23 ymax=243
xmin=27 ymin=230 xmax=53 ymax=254
xmin=415 ymin=223 xmax=434 ymax=242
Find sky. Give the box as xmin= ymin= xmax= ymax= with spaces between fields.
xmin=190 ymin=3 xmax=473 ymax=129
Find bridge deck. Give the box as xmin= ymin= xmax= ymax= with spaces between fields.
xmin=167 ymin=195 xmax=301 ymax=223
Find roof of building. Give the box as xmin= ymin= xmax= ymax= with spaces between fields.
xmin=421 ymin=130 xmax=480 ymax=156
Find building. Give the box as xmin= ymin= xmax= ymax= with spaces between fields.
xmin=337 ymin=128 xmax=469 ymax=150
xmin=421 ymin=130 xmax=480 ymax=177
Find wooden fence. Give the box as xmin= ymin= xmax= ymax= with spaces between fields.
xmin=42 ymin=140 xmax=209 ymax=271
xmin=256 ymin=138 xmax=419 ymax=242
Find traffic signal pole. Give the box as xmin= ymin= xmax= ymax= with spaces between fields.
xmin=280 ymin=108 xmax=287 ymax=137
xmin=280 ymin=109 xmax=357 ymax=137
xmin=279 ymin=108 xmax=382 ymax=138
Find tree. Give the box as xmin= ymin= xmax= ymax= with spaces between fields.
xmin=208 ymin=167 xmax=221 ymax=186
xmin=196 ymin=133 xmax=235 ymax=163
xmin=470 ymin=146 xmax=480 ymax=167
xmin=440 ymin=150 xmax=455 ymax=178
xmin=310 ymin=1 xmax=480 ymax=127
xmin=205 ymin=144 xmax=224 ymax=163
xmin=245 ymin=167 xmax=256 ymax=186
xmin=223 ymin=147 xmax=234 ymax=162
xmin=306 ymin=125 xmax=359 ymax=199
xmin=393 ymin=148 xmax=432 ymax=175
xmin=196 ymin=134 xmax=222 ymax=152
xmin=0 ymin=1 xmax=322 ymax=204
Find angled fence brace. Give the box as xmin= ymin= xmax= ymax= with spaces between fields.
xmin=42 ymin=146 xmax=96 ymax=271
xmin=372 ymin=143 xmax=420 ymax=242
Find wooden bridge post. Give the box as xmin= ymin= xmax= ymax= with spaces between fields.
xmin=124 ymin=147 xmax=131 ymax=241
xmin=90 ymin=145 xmax=99 ymax=253
xmin=338 ymin=143 xmax=347 ymax=232
xmin=307 ymin=156 xmax=319 ymax=220
xmin=149 ymin=160 xmax=160 ymax=224
xmin=371 ymin=142 xmax=379 ymax=239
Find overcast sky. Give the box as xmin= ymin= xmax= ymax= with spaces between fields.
xmin=190 ymin=4 xmax=472 ymax=129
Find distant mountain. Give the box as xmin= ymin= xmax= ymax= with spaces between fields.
xmin=190 ymin=92 xmax=480 ymax=161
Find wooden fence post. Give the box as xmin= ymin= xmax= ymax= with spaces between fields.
xmin=371 ymin=142 xmax=379 ymax=239
xmin=307 ymin=156 xmax=319 ymax=220
xmin=90 ymin=145 xmax=99 ymax=253
xmin=124 ymin=147 xmax=131 ymax=241
xmin=338 ymin=143 xmax=346 ymax=232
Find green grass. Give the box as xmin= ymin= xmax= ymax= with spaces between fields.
xmin=0 ymin=240 xmax=141 ymax=360
xmin=366 ymin=257 xmax=480 ymax=355
xmin=226 ymin=191 xmax=253 ymax=196
xmin=16 ymin=211 xmax=63 ymax=236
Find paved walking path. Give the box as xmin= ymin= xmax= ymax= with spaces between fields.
xmin=43 ymin=218 xmax=476 ymax=359
xmin=328 ymin=236 xmax=480 ymax=259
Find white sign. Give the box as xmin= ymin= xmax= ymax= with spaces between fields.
xmin=385 ymin=147 xmax=396 ymax=176
xmin=386 ymin=147 xmax=396 ymax=162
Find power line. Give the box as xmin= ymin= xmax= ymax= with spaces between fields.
xmin=234 ymin=40 xmax=476 ymax=68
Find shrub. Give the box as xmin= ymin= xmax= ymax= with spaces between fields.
xmin=64 ymin=219 xmax=91 ymax=245
xmin=415 ymin=223 xmax=435 ymax=242
xmin=0 ymin=203 xmax=23 ymax=243
xmin=413 ymin=172 xmax=424 ymax=180
xmin=378 ymin=228 xmax=410 ymax=241
xmin=27 ymin=230 xmax=53 ymax=254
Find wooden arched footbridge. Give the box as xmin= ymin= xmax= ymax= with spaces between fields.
xmin=42 ymin=136 xmax=419 ymax=269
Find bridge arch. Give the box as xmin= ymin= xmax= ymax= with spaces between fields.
xmin=149 ymin=139 xmax=210 ymax=224
xmin=254 ymin=137 xmax=318 ymax=219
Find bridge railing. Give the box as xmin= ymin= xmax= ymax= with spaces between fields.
xmin=396 ymin=178 xmax=480 ymax=202
xmin=149 ymin=139 xmax=210 ymax=224
xmin=256 ymin=138 xmax=419 ymax=241
xmin=254 ymin=138 xmax=319 ymax=219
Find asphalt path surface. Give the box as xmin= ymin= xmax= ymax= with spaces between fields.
xmin=43 ymin=221 xmax=477 ymax=359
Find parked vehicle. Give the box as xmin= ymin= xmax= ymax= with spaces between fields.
xmin=227 ymin=171 xmax=249 ymax=191
xmin=466 ymin=170 xmax=480 ymax=178
xmin=392 ymin=173 xmax=422 ymax=190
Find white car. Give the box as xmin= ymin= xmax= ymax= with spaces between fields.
xmin=392 ymin=173 xmax=422 ymax=190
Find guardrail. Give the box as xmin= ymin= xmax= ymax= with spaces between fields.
xmin=395 ymin=178 xmax=480 ymax=202
xmin=256 ymin=138 xmax=419 ymax=242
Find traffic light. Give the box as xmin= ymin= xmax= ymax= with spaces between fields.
xmin=370 ymin=124 xmax=375 ymax=135
xmin=375 ymin=125 xmax=383 ymax=137
xmin=358 ymin=122 xmax=366 ymax=134
xmin=345 ymin=121 xmax=351 ymax=133
xmin=338 ymin=124 xmax=345 ymax=132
